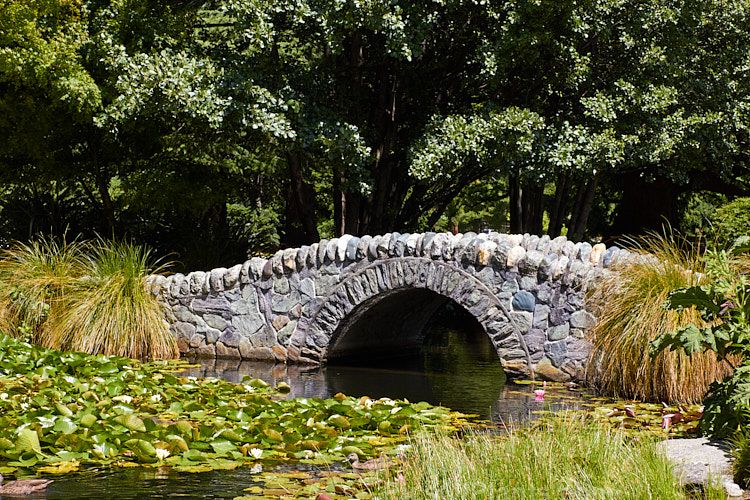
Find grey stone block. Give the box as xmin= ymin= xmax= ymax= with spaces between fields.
xmin=512 ymin=290 xmax=536 ymax=312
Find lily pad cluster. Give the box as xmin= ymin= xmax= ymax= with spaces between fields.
xmin=0 ymin=334 xmax=462 ymax=476
xmin=514 ymin=380 xmax=705 ymax=438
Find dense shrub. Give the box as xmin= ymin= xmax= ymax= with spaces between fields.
xmin=707 ymin=197 xmax=750 ymax=249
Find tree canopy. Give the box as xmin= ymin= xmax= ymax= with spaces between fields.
xmin=2 ymin=0 xmax=750 ymax=267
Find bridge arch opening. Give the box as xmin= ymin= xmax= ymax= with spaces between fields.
xmin=327 ymin=288 xmax=451 ymax=362
xmin=324 ymin=297 xmax=508 ymax=414
xmin=290 ymin=258 xmax=532 ymax=378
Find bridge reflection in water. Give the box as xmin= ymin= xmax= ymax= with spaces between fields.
xmin=182 ymin=302 xmax=587 ymax=423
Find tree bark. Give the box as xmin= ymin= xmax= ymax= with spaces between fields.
xmin=521 ymin=181 xmax=544 ymax=234
xmin=284 ymin=152 xmax=320 ymax=245
xmin=509 ymin=172 xmax=522 ymax=233
xmin=569 ymin=173 xmax=600 ymax=241
xmin=549 ymin=172 xmax=570 ymax=237
xmin=333 ymin=166 xmax=345 ymax=237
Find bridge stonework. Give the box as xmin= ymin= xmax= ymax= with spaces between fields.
xmin=151 ymin=232 xmax=632 ymax=382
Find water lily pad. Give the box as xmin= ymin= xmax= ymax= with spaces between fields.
xmin=16 ymin=428 xmax=42 ymax=454
xmin=113 ymin=414 xmax=146 ymax=432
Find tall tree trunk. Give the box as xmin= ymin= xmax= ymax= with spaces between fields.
xmin=333 ymin=166 xmax=345 ymax=237
xmin=509 ymin=172 xmax=522 ymax=233
xmin=90 ymin=140 xmax=115 ymax=236
xmin=569 ymin=173 xmax=600 ymax=241
xmin=521 ymin=181 xmax=544 ymax=234
xmin=549 ymin=172 xmax=570 ymax=237
xmin=361 ymin=62 xmax=399 ymax=235
xmin=284 ymin=152 xmax=320 ymax=245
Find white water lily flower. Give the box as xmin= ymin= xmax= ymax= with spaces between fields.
xmin=112 ymin=395 xmax=133 ymax=403
xmin=250 ymin=448 xmax=263 ymax=459
xmin=0 ymin=393 xmax=8 ymax=400
xmin=37 ymin=416 xmax=57 ymax=428
xmin=150 ymin=393 xmax=162 ymax=402
xmin=155 ymin=448 xmax=171 ymax=460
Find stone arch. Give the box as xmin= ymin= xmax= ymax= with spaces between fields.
xmin=287 ymin=257 xmax=533 ymax=378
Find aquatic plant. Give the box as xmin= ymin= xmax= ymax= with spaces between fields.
xmin=585 ymin=229 xmax=731 ymax=403
xmin=0 ymin=237 xmax=176 ymax=360
xmin=0 ymin=334 xmax=460 ymax=479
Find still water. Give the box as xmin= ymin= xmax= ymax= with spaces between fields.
xmin=29 ymin=308 xmax=586 ymax=499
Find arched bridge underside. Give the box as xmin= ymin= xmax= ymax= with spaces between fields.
xmin=152 ymin=232 xmax=634 ymax=382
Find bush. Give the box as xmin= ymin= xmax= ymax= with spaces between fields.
xmin=651 ymin=247 xmax=750 ymax=437
xmin=0 ymin=238 xmax=177 ymax=360
xmin=585 ymin=230 xmax=732 ymax=403
xmin=707 ymin=196 xmax=750 ymax=249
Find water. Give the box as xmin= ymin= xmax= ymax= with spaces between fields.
xmin=25 ymin=308 xmax=588 ymax=499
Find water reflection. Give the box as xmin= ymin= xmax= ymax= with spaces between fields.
xmin=32 ymin=306 xmax=590 ymax=499
xmin=38 ymin=463 xmax=333 ymax=500
xmin=180 ymin=305 xmax=584 ymax=423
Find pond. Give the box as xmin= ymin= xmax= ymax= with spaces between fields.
xmin=30 ymin=304 xmax=589 ymax=499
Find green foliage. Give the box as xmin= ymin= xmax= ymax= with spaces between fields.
xmin=0 ymin=237 xmax=177 ymax=360
xmin=4 ymin=0 xmax=750 ymax=256
xmin=585 ymin=230 xmax=731 ymax=403
xmin=374 ymin=414 xmax=708 ymax=500
xmin=651 ymin=247 xmax=750 ymax=437
xmin=709 ymin=197 xmax=750 ymax=250
xmin=0 ymin=333 xmax=461 ymax=475
xmin=226 ymin=203 xmax=281 ymax=255
xmin=733 ymin=424 xmax=750 ymax=488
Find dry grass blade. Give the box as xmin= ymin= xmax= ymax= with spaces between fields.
xmin=0 ymin=238 xmax=86 ymax=339
xmin=0 ymin=237 xmax=177 ymax=360
xmin=585 ymin=229 xmax=733 ymax=403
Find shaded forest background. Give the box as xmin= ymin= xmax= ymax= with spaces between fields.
xmin=2 ymin=0 xmax=750 ymax=271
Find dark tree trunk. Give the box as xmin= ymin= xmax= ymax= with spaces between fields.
xmin=521 ymin=181 xmax=544 ymax=234
xmin=549 ymin=172 xmax=570 ymax=237
xmin=509 ymin=172 xmax=522 ymax=233
xmin=333 ymin=167 xmax=345 ymax=237
xmin=569 ymin=173 xmax=600 ymax=241
xmin=284 ymin=152 xmax=320 ymax=246
xmin=508 ymin=171 xmax=545 ymax=234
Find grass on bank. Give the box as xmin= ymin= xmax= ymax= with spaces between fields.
xmin=0 ymin=237 xmax=177 ymax=360
xmin=375 ymin=415 xmax=724 ymax=500
xmin=585 ymin=230 xmax=732 ymax=403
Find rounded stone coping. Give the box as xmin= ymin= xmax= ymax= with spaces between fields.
xmin=149 ymin=232 xmax=630 ymax=298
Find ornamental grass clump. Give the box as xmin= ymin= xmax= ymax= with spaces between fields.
xmin=0 ymin=238 xmax=86 ymax=337
xmin=0 ymin=237 xmax=177 ymax=360
xmin=374 ymin=414 xmax=716 ymax=500
xmin=585 ymin=230 xmax=732 ymax=403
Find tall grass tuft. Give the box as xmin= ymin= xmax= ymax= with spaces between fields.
xmin=0 ymin=237 xmax=177 ymax=360
xmin=375 ymin=415 xmax=720 ymax=499
xmin=0 ymin=238 xmax=86 ymax=336
xmin=585 ymin=230 xmax=732 ymax=403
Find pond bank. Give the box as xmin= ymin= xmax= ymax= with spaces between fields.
xmin=662 ymin=438 xmax=744 ymax=498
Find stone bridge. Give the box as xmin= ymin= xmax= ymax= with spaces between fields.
xmin=151 ymin=232 xmax=633 ymax=381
